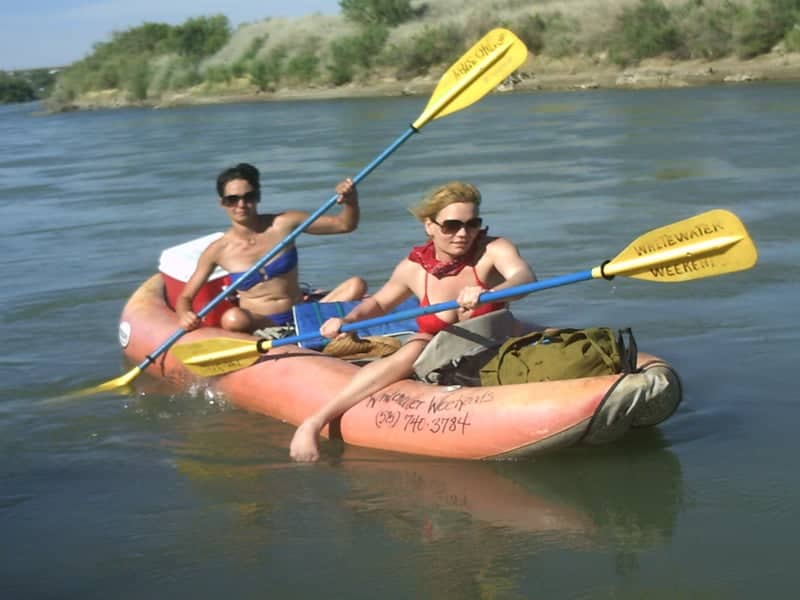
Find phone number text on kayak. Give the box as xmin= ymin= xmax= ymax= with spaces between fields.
xmin=375 ymin=410 xmax=473 ymax=435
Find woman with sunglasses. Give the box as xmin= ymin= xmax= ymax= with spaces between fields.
xmin=290 ymin=181 xmax=537 ymax=461
xmin=176 ymin=162 xmax=366 ymax=333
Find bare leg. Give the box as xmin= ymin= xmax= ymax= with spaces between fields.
xmin=290 ymin=338 xmax=427 ymax=462
xmin=220 ymin=307 xmax=272 ymax=332
xmin=321 ymin=276 xmax=367 ymax=303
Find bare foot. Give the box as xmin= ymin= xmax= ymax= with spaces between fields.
xmin=289 ymin=420 xmax=321 ymax=462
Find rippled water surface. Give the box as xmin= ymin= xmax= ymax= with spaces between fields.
xmin=1 ymin=83 xmax=798 ymax=598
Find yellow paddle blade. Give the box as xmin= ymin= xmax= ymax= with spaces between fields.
xmin=171 ymin=337 xmax=269 ymax=377
xmin=595 ymin=209 xmax=758 ymax=282
xmin=60 ymin=367 xmax=143 ymax=399
xmin=412 ymin=28 xmax=528 ymax=130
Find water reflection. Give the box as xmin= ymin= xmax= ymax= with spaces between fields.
xmin=171 ymin=414 xmax=683 ymax=593
xmin=336 ymin=433 xmax=682 ymax=596
xmin=336 ymin=430 xmax=682 ymax=545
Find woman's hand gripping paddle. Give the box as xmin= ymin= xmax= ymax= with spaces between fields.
xmin=67 ymin=28 xmax=529 ymax=397
xmin=174 ymin=209 xmax=757 ymax=377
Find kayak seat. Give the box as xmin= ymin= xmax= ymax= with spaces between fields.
xmin=292 ymin=297 xmax=420 ymax=349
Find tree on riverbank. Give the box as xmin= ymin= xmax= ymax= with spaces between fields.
xmin=45 ymin=0 xmax=800 ymax=110
xmin=0 ymin=68 xmax=57 ymax=104
xmin=0 ymin=73 xmax=35 ymax=104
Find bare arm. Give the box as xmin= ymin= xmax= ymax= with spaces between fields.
xmin=282 ymin=178 xmax=360 ymax=235
xmin=320 ymin=260 xmax=414 ymax=338
xmin=175 ymin=245 xmax=220 ymax=330
xmin=457 ymin=238 xmax=536 ymax=311
xmin=486 ymin=237 xmax=536 ymax=295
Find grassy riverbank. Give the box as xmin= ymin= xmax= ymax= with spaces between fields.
xmin=45 ymin=0 xmax=800 ymax=111
xmin=63 ymin=50 xmax=800 ymax=112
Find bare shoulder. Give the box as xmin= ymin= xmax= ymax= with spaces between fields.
xmin=203 ymin=235 xmax=228 ymax=260
xmin=387 ymin=258 xmax=425 ymax=297
xmin=485 ymin=236 xmax=521 ymax=257
xmin=377 ymin=258 xmax=417 ymax=291
xmin=373 ymin=258 xmax=418 ymax=305
xmin=272 ymin=210 xmax=306 ymax=230
xmin=191 ymin=235 xmax=227 ymax=272
xmin=392 ymin=257 xmax=419 ymax=281
xmin=485 ymin=236 xmax=516 ymax=250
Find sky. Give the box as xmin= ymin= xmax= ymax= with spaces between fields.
xmin=0 ymin=1 xmax=342 ymax=70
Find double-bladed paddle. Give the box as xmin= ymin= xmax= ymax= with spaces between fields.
xmin=174 ymin=209 xmax=758 ymax=377
xmin=70 ymin=28 xmax=528 ymax=397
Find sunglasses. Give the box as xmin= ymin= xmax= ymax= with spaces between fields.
xmin=431 ymin=217 xmax=483 ymax=235
xmin=221 ymin=190 xmax=260 ymax=206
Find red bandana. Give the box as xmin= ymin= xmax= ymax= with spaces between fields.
xmin=408 ymin=230 xmax=487 ymax=277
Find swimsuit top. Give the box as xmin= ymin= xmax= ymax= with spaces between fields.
xmin=415 ymin=268 xmax=506 ymax=335
xmin=229 ymin=246 xmax=298 ymax=291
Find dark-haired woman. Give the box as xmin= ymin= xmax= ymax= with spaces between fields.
xmin=177 ymin=163 xmax=366 ymax=333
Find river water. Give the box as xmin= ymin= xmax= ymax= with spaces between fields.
xmin=1 ymin=82 xmax=798 ymax=598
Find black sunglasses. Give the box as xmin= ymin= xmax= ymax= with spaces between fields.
xmin=431 ymin=217 xmax=483 ymax=235
xmin=221 ymin=190 xmax=260 ymax=206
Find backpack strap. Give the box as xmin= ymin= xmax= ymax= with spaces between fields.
xmin=617 ymin=327 xmax=638 ymax=373
xmin=576 ymin=328 xmax=618 ymax=373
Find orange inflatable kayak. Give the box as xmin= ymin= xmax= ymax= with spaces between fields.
xmin=119 ymin=274 xmax=682 ymax=459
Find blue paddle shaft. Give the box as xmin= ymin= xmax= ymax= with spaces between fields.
xmin=269 ymin=269 xmax=596 ymax=349
xmin=137 ymin=126 xmax=419 ymax=370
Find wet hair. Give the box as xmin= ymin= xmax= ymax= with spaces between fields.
xmin=216 ymin=163 xmax=261 ymax=197
xmin=409 ymin=182 xmax=482 ymax=222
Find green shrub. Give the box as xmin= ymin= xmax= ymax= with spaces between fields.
xmin=204 ymin=64 xmax=232 ymax=85
xmin=328 ymin=40 xmax=358 ymax=85
xmin=734 ymin=0 xmax=800 ymax=58
xmin=353 ymin=24 xmax=390 ymax=68
xmin=515 ymin=14 xmax=547 ymax=54
xmin=460 ymin=8 xmax=503 ymax=43
xmin=101 ymin=23 xmax=173 ymax=57
xmin=165 ymin=62 xmax=202 ymax=90
xmin=149 ymin=54 xmax=204 ymax=95
xmin=513 ymin=11 xmax=582 ymax=57
xmin=284 ymin=38 xmax=319 ymax=83
xmin=250 ymin=46 xmax=287 ymax=91
xmin=97 ymin=63 xmax=121 ymax=89
xmin=122 ymin=60 xmax=150 ymax=100
xmin=607 ymin=0 xmax=684 ymax=66
xmin=47 ymin=81 xmax=75 ymax=107
xmin=242 ymin=35 xmax=268 ymax=62
xmin=167 ymin=15 xmax=231 ymax=59
xmin=675 ymin=0 xmax=742 ymax=59
xmin=327 ymin=24 xmax=389 ymax=84
xmin=339 ymin=0 xmax=414 ymax=26
xmin=540 ymin=12 xmax=582 ymax=57
xmin=389 ymin=24 xmax=465 ymax=78
xmin=786 ymin=23 xmax=800 ymax=50
xmin=231 ymin=61 xmax=248 ymax=78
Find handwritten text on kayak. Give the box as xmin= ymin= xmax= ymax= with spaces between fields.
xmin=366 ymin=389 xmax=493 ymax=435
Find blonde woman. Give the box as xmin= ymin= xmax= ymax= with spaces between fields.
xmin=290 ymin=182 xmax=536 ymax=461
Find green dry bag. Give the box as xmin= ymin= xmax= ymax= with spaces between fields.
xmin=479 ymin=327 xmax=637 ymax=386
